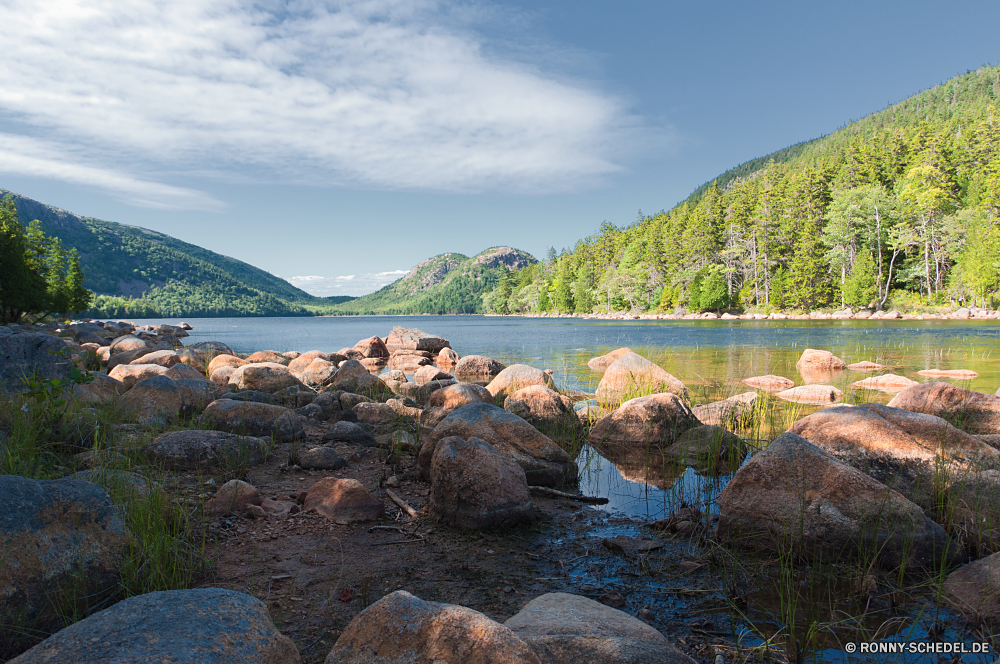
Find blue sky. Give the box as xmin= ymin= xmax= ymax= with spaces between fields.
xmin=1 ymin=0 xmax=998 ymax=296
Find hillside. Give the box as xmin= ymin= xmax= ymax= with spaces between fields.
xmin=329 ymin=247 xmax=537 ymax=315
xmin=486 ymin=64 xmax=1000 ymax=315
xmin=0 ymin=191 xmax=345 ymax=317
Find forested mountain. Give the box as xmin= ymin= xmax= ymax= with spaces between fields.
xmin=0 ymin=191 xmax=343 ymax=317
xmin=485 ymin=65 xmax=1000 ymax=315
xmin=330 ymin=247 xmax=536 ymax=315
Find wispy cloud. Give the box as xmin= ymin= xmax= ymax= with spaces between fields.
xmin=288 ymin=270 xmax=408 ymax=296
xmin=0 ymin=0 xmax=654 ymax=208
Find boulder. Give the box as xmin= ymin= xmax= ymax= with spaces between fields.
xmin=149 ymin=429 xmax=272 ymax=469
xmin=504 ymin=385 xmax=583 ymax=442
xmin=297 ymin=446 xmax=347 ymax=471
xmin=742 ymin=374 xmax=795 ymax=391
xmin=437 ymin=347 xmax=460 ymax=364
xmin=587 ymin=347 xmax=633 ymax=372
xmin=487 ymin=364 xmax=557 ymax=401
xmin=453 ymin=354 xmax=506 ymax=379
xmin=947 ymin=470 xmax=1000 ymax=556
xmin=109 ymin=334 xmax=149 ymax=356
xmin=72 ymin=372 xmax=126 ymax=405
xmin=287 ymin=350 xmax=328 ymax=374
xmin=304 ymin=478 xmax=383 ymax=524
xmin=325 ymin=590 xmax=538 ymax=664
xmin=130 ymin=349 xmax=181 ymax=368
xmin=354 ymin=401 xmax=420 ymax=430
xmin=594 ymin=352 xmax=686 ymax=408
xmin=165 ymin=362 xmax=211 ymax=382
xmin=322 ymin=420 xmax=378 ymax=447
xmin=717 ymin=432 xmax=963 ymax=570
xmin=851 ymin=374 xmax=919 ymax=393
xmin=503 ymin=593 xmax=695 ymax=664
xmin=335 ymin=372 xmax=392 ymax=400
xmin=229 ymin=362 xmax=305 ymax=393
xmin=108 ymin=363 xmax=170 ymax=389
xmin=8 ymin=588 xmax=300 ymax=664
xmin=354 ymin=335 xmax=390 ymax=359
xmin=388 ymin=352 xmax=433 ymax=372
xmin=210 ymin=365 xmax=237 ymax=387
xmin=174 ymin=378 xmax=218 ymax=413
xmin=848 ymin=361 xmax=887 ymax=371
xmin=429 ymin=436 xmax=533 ymax=530
xmin=420 ymin=403 xmax=577 ymax=487
xmin=588 ymin=394 xmax=700 ymax=448
xmin=917 ymin=369 xmax=979 ymax=379
xmin=775 ymin=384 xmax=843 ymax=404
xmin=311 ymin=391 xmax=343 ymax=419
xmin=887 ymin=382 xmax=1000 ymax=434
xmin=413 ymin=365 xmax=452 ymax=385
xmin=207 ymin=354 xmax=247 ymax=374
xmin=204 ymin=479 xmax=262 ymax=516
xmin=119 ymin=374 xmax=182 ymax=423
xmin=787 ymin=404 xmax=998 ymax=506
xmin=299 ymin=358 xmax=339 ymax=388
xmin=795 ymin=348 xmax=846 ymax=371
xmin=1 ymin=476 xmax=127 ymax=658
xmin=106 ymin=343 xmax=172 ymax=373
xmin=188 ymin=341 xmax=236 ymax=362
xmin=396 ymin=379 xmax=456 ymax=405
xmin=385 ymin=326 xmax=452 ymax=353
xmin=429 ymin=383 xmax=493 ymax=410
xmin=944 ymin=551 xmax=1000 ymax=628
xmin=246 ymin=350 xmax=289 ymax=365
xmin=331 ymin=358 xmax=368 ymax=384
xmin=692 ymin=391 xmax=759 ymax=429
xmin=1 ymin=331 xmax=76 ymax=393
xmin=663 ymin=424 xmax=746 ymax=471
xmin=201 ymin=399 xmax=304 ymax=441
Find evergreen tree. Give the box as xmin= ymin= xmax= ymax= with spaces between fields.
xmin=842 ymin=250 xmax=878 ymax=307
xmin=0 ymin=196 xmax=47 ymax=323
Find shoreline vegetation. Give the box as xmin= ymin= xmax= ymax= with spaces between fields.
xmin=489 ymin=305 xmax=1000 ymax=321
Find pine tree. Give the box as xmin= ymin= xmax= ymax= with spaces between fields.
xmin=0 ymin=196 xmax=46 ymax=324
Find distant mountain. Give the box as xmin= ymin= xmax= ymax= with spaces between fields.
xmin=329 ymin=247 xmax=537 ymax=315
xmin=1 ymin=190 xmax=337 ymax=317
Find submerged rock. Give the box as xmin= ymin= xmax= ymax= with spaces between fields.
xmin=587 ymin=347 xmax=633 ymax=372
xmin=944 ymin=551 xmax=1000 ymax=629
xmin=692 ymin=391 xmax=759 ymax=429
xmin=742 ymin=374 xmax=794 ymax=392
xmin=589 ymin=393 xmax=699 ymax=448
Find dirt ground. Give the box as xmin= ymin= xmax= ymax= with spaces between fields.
xmin=190 ymin=418 xmax=738 ymax=664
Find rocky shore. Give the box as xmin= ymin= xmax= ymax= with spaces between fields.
xmin=508 ymin=305 xmax=1000 ymax=321
xmin=2 ymin=319 xmax=1000 ymax=662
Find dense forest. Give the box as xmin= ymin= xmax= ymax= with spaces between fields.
xmin=484 ymin=66 xmax=1000 ymax=315
xmin=329 ymin=248 xmax=536 ymax=315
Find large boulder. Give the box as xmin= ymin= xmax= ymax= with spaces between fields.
xmin=429 ymin=436 xmax=533 ymax=531
xmin=229 ymin=362 xmax=305 ymax=393
xmin=174 ymin=378 xmax=218 ymax=413
xmin=109 ymin=334 xmax=149 ymax=356
xmin=207 ymin=354 xmax=247 ymax=375
xmin=188 ymin=340 xmax=236 ymax=362
xmin=944 ymin=551 xmax=1000 ymax=629
xmin=692 ymin=391 xmax=759 ymax=429
xmin=388 ymin=351 xmax=433 ymax=373
xmin=453 ymin=354 xmax=506 ymax=379
xmin=165 ymin=362 xmax=211 ymax=382
xmin=742 ymin=374 xmax=794 ymax=392
xmin=119 ymin=374 xmax=183 ymax=423
xmin=419 ymin=403 xmax=577 ymax=487
xmin=413 ymin=365 xmax=452 ymax=385
xmin=428 ymin=382 xmax=493 ymax=410
xmin=130 ymin=349 xmax=181 ymax=368
xmin=504 ymin=385 xmax=583 ymax=442
xmin=1 ymin=475 xmax=127 ymax=658
xmin=587 ymin=347 xmax=634 ymax=372
xmin=8 ymin=588 xmax=300 ymax=664
xmin=385 ymin=326 xmax=452 ymax=353
xmin=662 ymin=424 xmax=746 ymax=472
xmin=888 ymin=382 xmax=1000 ymax=434
xmin=437 ymin=347 xmax=460 ymax=365
xmin=503 ymin=593 xmax=695 ymax=664
xmin=210 ymin=365 xmax=238 ymax=387
xmin=354 ymin=335 xmax=390 ymax=359
xmin=201 ymin=399 xmax=304 ymax=441
xmin=795 ymin=348 xmax=846 ymax=371
xmin=246 ymin=350 xmax=289 ymax=365
xmin=108 ymin=362 xmax=171 ymax=389
xmin=304 ymin=478 xmax=383 ymax=524
xmin=287 ymin=350 xmax=328 ymax=374
xmin=299 ymin=358 xmax=339 ymax=388
xmin=322 ymin=420 xmax=378 ymax=447
xmin=325 ymin=590 xmax=538 ymax=664
xmin=71 ymin=372 xmax=126 ymax=405
xmin=148 ymin=430 xmax=272 ymax=469
xmin=486 ymin=364 xmax=556 ymax=401
xmin=787 ymin=404 xmax=999 ymax=506
xmin=588 ymin=394 xmax=700 ymax=448
xmin=594 ymin=352 xmax=686 ymax=408
xmin=716 ymin=432 xmax=963 ymax=570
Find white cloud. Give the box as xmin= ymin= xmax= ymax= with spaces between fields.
xmin=0 ymin=0 xmax=653 ymax=208
xmin=288 ymin=269 xmax=408 ymax=296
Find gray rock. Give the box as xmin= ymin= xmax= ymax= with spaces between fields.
xmin=148 ymin=430 xmax=272 ymax=469
xmin=9 ymin=588 xmax=300 ymax=664
xmin=0 ymin=331 xmax=73 ymax=392
xmin=297 ymin=446 xmax=347 ymax=470
xmin=385 ymin=326 xmax=452 ymax=353
xmin=201 ymin=399 xmax=304 ymax=442
xmin=1 ymin=476 xmax=127 ymax=658
xmin=322 ymin=421 xmax=377 ymax=447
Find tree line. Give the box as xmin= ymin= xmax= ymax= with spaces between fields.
xmin=0 ymin=195 xmax=92 ymax=324
xmin=485 ymin=67 xmax=1000 ymax=315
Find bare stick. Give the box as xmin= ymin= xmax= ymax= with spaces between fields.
xmin=528 ymin=486 xmax=609 ymax=505
xmin=386 ymin=488 xmax=420 ymax=518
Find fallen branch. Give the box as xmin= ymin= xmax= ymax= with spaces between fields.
xmin=370 ymin=536 xmax=426 ymax=547
xmin=528 ymin=486 xmax=608 ymax=504
xmin=386 ymin=488 xmax=420 ymax=518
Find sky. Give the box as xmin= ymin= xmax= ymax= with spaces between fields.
xmin=1 ymin=0 xmax=999 ymax=296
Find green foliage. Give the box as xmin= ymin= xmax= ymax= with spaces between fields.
xmin=484 ymin=66 xmax=1000 ymax=314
